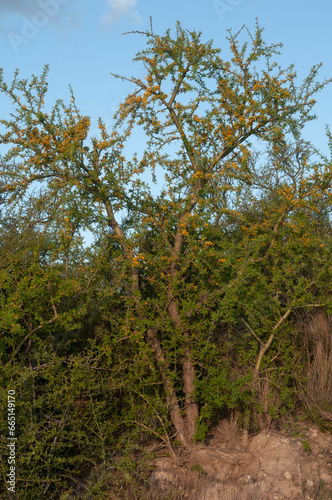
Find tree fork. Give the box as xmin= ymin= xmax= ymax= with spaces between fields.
xmin=104 ymin=197 xmax=192 ymax=446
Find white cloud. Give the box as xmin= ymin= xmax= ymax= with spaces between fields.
xmin=102 ymin=0 xmax=142 ymax=25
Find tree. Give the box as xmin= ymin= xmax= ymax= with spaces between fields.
xmin=1 ymin=21 xmax=332 ymax=452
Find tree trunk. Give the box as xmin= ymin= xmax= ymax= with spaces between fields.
xmin=146 ymin=328 xmax=190 ymax=448
xmin=182 ymin=348 xmax=199 ymax=441
xmin=168 ymin=299 xmax=199 ymax=442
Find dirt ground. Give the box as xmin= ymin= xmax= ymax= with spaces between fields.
xmin=149 ymin=419 xmax=332 ymax=499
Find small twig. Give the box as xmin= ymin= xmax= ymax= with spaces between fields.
xmin=5 ymin=313 xmax=58 ymax=367
xmin=241 ymin=318 xmax=264 ymax=346
xmin=130 ymin=390 xmax=179 ymax=461
xmin=43 ymin=413 xmax=68 ymax=494
xmin=252 ymin=309 xmax=292 ymax=382
xmin=298 ymin=464 xmax=304 ymax=499
xmin=122 ymin=29 xmax=151 ymax=37
xmin=31 ymin=362 xmax=55 ymax=371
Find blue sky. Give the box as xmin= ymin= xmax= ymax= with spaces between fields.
xmin=0 ymin=0 xmax=331 ymax=173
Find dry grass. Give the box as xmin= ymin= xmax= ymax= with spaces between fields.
xmin=213 ymin=414 xmax=242 ymax=447
xmin=297 ymin=312 xmax=332 ymax=427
